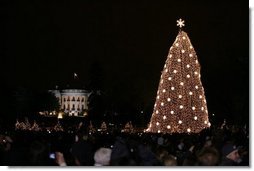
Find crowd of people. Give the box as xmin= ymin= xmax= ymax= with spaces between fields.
xmin=0 ymin=121 xmax=249 ymax=166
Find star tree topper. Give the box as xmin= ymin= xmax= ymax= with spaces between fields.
xmin=177 ymin=18 xmax=185 ymax=28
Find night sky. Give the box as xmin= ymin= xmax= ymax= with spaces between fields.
xmin=1 ymin=0 xmax=249 ymax=124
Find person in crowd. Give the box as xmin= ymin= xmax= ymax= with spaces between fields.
xmin=237 ymin=146 xmax=249 ymax=166
xmin=94 ymin=147 xmax=112 ymax=166
xmin=220 ymin=142 xmax=241 ymax=166
xmin=28 ymin=140 xmax=57 ymax=166
xmin=55 ymin=152 xmax=67 ymax=166
xmin=196 ymin=147 xmax=220 ymax=166
xmin=157 ymin=135 xmax=164 ymax=146
xmin=110 ymin=136 xmax=137 ymax=166
xmin=70 ymin=133 xmax=95 ymax=166
xmin=137 ymin=143 xmax=162 ymax=166
xmin=181 ymin=142 xmax=198 ymax=166
xmin=155 ymin=146 xmax=169 ymax=163
xmin=161 ymin=154 xmax=177 ymax=166
xmin=0 ymin=134 xmax=13 ymax=165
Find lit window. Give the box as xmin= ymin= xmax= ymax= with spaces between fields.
xmin=176 ymin=43 xmax=179 ymax=47
xmin=195 ymin=85 xmax=199 ymax=89
xmin=167 ymin=125 xmax=171 ymax=129
xmin=187 ymin=128 xmax=191 ymax=132
xmin=156 ymin=110 xmax=159 ymax=114
xmin=187 ymin=74 xmax=190 ymax=78
xmin=180 ymin=82 xmax=184 ymax=86
xmin=165 ymin=69 xmax=168 ymax=72
xmin=173 ymin=70 xmax=177 ymax=73
xmin=194 ymin=116 xmax=197 ymax=120
xmin=168 ymin=77 xmax=172 ymax=80
xmin=163 ymin=116 xmax=166 ymax=120
xmin=189 ymin=54 xmax=193 ymax=57
xmin=177 ymin=59 xmax=181 ymax=62
xmin=178 ymin=120 xmax=182 ymax=124
xmin=189 ymin=91 xmax=193 ymax=95
xmin=181 ymin=50 xmax=185 ymax=53
xmin=170 ymin=111 xmax=174 ymax=114
xmin=187 ymin=64 xmax=190 ymax=68
xmin=171 ymin=87 xmax=175 ymax=90
xmin=179 ymin=105 xmax=183 ymax=109
xmin=182 ymin=36 xmax=186 ymax=40
xmin=156 ymin=122 xmax=160 ymax=126
xmin=157 ymin=95 xmax=160 ymax=99
xmin=167 ymin=98 xmax=171 ymax=102
xmin=190 ymin=46 xmax=193 ymax=49
xmin=162 ymin=89 xmax=166 ymax=93
xmin=178 ymin=95 xmax=182 ymax=98
xmin=192 ymin=107 xmax=196 ymax=110
xmin=161 ymin=102 xmax=164 ymax=106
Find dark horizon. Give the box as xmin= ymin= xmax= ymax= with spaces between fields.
xmin=1 ymin=0 xmax=249 ymax=124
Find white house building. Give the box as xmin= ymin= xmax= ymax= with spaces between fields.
xmin=48 ymin=73 xmax=92 ymax=117
xmin=49 ymin=88 xmax=91 ymax=116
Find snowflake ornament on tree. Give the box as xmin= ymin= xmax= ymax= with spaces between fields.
xmin=177 ymin=18 xmax=185 ymax=28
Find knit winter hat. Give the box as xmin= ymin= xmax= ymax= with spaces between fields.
xmin=222 ymin=143 xmax=237 ymax=156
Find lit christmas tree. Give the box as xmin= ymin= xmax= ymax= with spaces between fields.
xmin=15 ymin=119 xmax=20 ymax=130
xmin=123 ymin=121 xmax=134 ymax=133
xmin=147 ymin=19 xmax=210 ymax=134
xmin=100 ymin=121 xmax=107 ymax=131
xmin=24 ymin=118 xmax=31 ymax=130
xmin=89 ymin=121 xmax=96 ymax=133
xmin=19 ymin=122 xmax=26 ymax=130
xmin=54 ymin=121 xmax=64 ymax=132
xmin=31 ymin=120 xmax=41 ymax=131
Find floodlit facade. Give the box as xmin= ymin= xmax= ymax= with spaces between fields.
xmin=49 ymin=89 xmax=91 ymax=116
